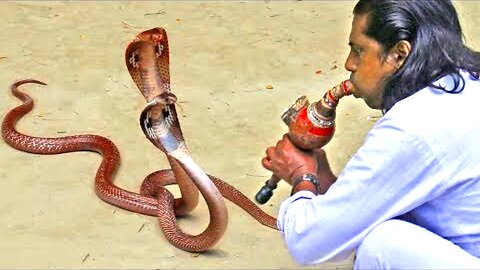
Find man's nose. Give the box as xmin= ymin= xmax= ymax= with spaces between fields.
xmin=344 ymin=52 xmax=356 ymax=72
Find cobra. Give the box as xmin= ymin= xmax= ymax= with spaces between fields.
xmin=1 ymin=27 xmax=278 ymax=253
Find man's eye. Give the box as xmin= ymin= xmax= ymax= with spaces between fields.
xmin=350 ymin=48 xmax=360 ymax=56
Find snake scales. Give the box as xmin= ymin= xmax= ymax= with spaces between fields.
xmin=2 ymin=27 xmax=277 ymax=253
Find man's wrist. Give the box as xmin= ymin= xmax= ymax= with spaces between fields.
xmin=290 ymin=173 xmax=321 ymax=196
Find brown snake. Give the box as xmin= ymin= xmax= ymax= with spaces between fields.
xmin=2 ymin=27 xmax=277 ymax=253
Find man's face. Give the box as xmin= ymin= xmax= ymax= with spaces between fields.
xmin=345 ymin=14 xmax=398 ymax=109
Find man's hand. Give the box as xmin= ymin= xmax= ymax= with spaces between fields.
xmin=312 ymin=148 xmax=337 ymax=193
xmin=261 ymin=134 xmax=318 ymax=185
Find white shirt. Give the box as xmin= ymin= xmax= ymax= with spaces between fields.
xmin=277 ymin=71 xmax=480 ymax=265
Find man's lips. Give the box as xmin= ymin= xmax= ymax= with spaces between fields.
xmin=349 ymin=78 xmax=359 ymax=98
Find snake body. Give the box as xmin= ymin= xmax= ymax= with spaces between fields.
xmin=2 ymin=28 xmax=277 ymax=253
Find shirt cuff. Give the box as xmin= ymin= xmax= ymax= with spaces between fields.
xmin=277 ymin=190 xmax=316 ymax=231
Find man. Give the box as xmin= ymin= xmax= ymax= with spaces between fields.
xmin=262 ymin=0 xmax=480 ymax=268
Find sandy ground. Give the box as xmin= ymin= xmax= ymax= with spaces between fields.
xmin=0 ymin=1 xmax=478 ymax=269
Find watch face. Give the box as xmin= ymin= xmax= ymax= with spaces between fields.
xmin=302 ymin=173 xmax=320 ymax=187
xmin=303 ymin=173 xmax=318 ymax=181
xmin=291 ymin=173 xmax=321 ymax=195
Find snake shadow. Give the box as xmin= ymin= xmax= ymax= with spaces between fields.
xmin=198 ymin=249 xmax=230 ymax=258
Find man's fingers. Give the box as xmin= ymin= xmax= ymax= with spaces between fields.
xmin=280 ymin=134 xmax=295 ymax=147
xmin=261 ymin=156 xmax=272 ymax=170
xmin=265 ymin=146 xmax=275 ymax=158
xmin=263 ymin=146 xmax=275 ymax=170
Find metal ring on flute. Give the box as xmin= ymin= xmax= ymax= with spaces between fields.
xmin=307 ymin=103 xmax=335 ymax=127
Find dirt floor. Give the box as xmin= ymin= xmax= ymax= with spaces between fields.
xmin=0 ymin=1 xmax=478 ymax=269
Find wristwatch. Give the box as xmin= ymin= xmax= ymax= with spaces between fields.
xmin=291 ymin=173 xmax=321 ymax=195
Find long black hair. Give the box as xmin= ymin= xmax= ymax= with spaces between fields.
xmin=354 ymin=0 xmax=480 ymax=112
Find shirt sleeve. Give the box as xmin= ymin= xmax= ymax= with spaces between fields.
xmin=276 ymin=115 xmax=444 ymax=265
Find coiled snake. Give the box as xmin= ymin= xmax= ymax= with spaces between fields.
xmin=2 ymin=27 xmax=277 ymax=253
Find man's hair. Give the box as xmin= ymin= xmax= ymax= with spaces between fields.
xmin=353 ymin=0 xmax=480 ymax=112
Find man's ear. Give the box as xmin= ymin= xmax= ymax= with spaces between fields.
xmin=386 ymin=40 xmax=412 ymax=69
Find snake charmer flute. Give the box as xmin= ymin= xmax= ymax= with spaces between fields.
xmin=255 ymin=80 xmax=353 ymax=204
